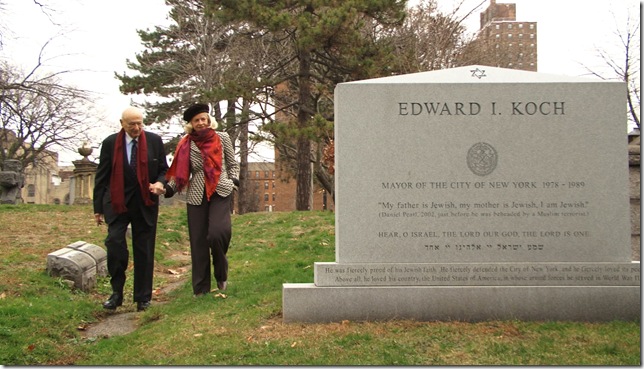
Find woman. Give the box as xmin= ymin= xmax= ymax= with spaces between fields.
xmin=165 ymin=103 xmax=240 ymax=296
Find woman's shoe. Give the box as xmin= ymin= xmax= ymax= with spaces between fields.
xmin=217 ymin=281 xmax=227 ymax=291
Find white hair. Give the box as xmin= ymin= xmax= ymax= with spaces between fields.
xmin=183 ymin=115 xmax=218 ymax=133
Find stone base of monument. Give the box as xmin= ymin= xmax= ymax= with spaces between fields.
xmin=73 ymin=197 xmax=93 ymax=205
xmin=46 ymin=241 xmax=108 ymax=292
xmin=282 ymin=262 xmax=640 ymax=323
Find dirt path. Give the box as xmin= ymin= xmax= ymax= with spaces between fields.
xmin=81 ymin=252 xmax=190 ymax=339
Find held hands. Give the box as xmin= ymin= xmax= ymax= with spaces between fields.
xmin=149 ymin=182 xmax=166 ymax=196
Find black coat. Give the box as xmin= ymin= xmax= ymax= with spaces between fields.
xmin=93 ymin=130 xmax=169 ymax=226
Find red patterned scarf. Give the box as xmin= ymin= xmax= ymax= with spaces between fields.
xmin=110 ymin=129 xmax=154 ymax=213
xmin=166 ymin=128 xmax=222 ymax=201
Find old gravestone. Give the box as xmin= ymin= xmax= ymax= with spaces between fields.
xmin=47 ymin=241 xmax=107 ymax=292
xmin=282 ymin=65 xmax=640 ymax=323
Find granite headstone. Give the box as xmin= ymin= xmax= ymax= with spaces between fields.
xmin=282 ymin=65 xmax=640 ymax=323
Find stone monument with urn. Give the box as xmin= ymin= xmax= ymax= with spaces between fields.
xmin=71 ymin=142 xmax=98 ymax=205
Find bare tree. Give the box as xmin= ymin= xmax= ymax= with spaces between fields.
xmin=581 ymin=9 xmax=640 ymax=129
xmin=0 ymin=58 xmax=94 ymax=171
xmin=391 ymin=0 xmax=485 ymax=73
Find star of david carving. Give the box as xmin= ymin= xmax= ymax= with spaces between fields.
xmin=470 ymin=68 xmax=487 ymax=79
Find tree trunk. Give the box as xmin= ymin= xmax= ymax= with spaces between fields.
xmin=295 ymin=48 xmax=313 ymax=211
xmin=237 ymin=99 xmax=251 ymax=214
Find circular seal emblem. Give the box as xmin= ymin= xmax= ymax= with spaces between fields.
xmin=467 ymin=142 xmax=498 ymax=176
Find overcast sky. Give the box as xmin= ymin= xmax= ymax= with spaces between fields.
xmin=0 ymin=0 xmax=639 ymax=164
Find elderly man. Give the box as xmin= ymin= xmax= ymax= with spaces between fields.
xmin=93 ymin=106 xmax=169 ymax=311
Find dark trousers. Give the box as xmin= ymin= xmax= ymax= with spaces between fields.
xmin=187 ymin=192 xmax=232 ymax=294
xmin=105 ymin=203 xmax=157 ymax=302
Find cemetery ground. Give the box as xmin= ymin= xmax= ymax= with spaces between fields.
xmin=0 ymin=204 xmax=639 ymax=365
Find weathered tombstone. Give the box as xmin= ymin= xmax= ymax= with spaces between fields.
xmin=65 ymin=241 xmax=108 ymax=277
xmin=628 ymin=136 xmax=640 ymax=260
xmin=47 ymin=248 xmax=97 ymax=292
xmin=0 ymin=159 xmax=24 ymax=204
xmin=282 ymin=65 xmax=640 ymax=322
xmin=47 ymin=241 xmax=107 ymax=291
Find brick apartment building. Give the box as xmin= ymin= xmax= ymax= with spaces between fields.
xmin=244 ymin=161 xmax=333 ymax=213
xmin=477 ymin=0 xmax=538 ymax=71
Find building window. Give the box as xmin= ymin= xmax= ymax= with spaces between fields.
xmin=507 ymin=34 xmax=513 ymax=39
xmin=264 ymin=194 xmax=269 ymax=201
xmin=518 ymin=33 xmax=523 ymax=38
xmin=495 ymin=34 xmax=500 ymax=39
xmin=27 ymin=184 xmax=35 ymax=197
xmin=495 ymin=24 xmax=500 ymax=29
xmin=272 ymin=181 xmax=275 ymax=188
xmin=529 ymin=24 xmax=534 ymax=30
xmin=508 ymin=24 xmax=512 ymax=29
xmin=264 ymin=181 xmax=269 ymax=190
xmin=272 ymin=171 xmax=276 ymax=178
xmin=264 ymin=171 xmax=269 ymax=178
xmin=255 ymin=171 xmax=260 ymax=178
xmin=272 ymin=193 xmax=276 ymax=201
xmin=530 ymin=34 xmax=534 ymax=39
xmin=518 ymin=23 xmax=524 ymax=29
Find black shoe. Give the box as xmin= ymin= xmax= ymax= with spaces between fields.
xmin=102 ymin=293 xmax=123 ymax=310
xmin=137 ymin=301 xmax=151 ymax=311
xmin=217 ymin=281 xmax=227 ymax=291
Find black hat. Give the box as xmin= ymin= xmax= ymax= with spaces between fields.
xmin=183 ymin=103 xmax=210 ymax=122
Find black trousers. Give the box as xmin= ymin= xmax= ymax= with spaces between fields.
xmin=187 ymin=192 xmax=232 ymax=294
xmin=104 ymin=202 xmax=157 ymax=303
